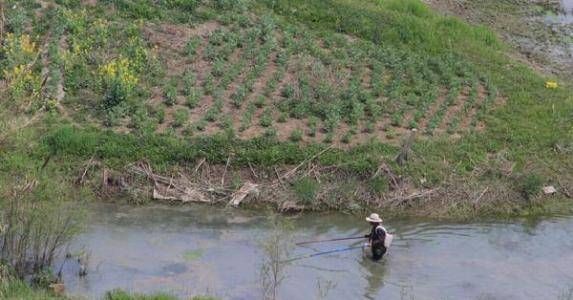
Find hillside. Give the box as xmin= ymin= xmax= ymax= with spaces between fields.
xmin=1 ymin=0 xmax=572 ymax=216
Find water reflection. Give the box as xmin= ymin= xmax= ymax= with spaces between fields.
xmin=360 ymin=257 xmax=388 ymax=300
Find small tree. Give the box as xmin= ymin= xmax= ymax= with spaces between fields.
xmin=260 ymin=215 xmax=293 ymax=300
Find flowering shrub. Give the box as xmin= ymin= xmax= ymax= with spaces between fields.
xmin=99 ymin=57 xmax=138 ymax=109
xmin=2 ymin=34 xmax=41 ymax=101
xmin=3 ymin=65 xmax=41 ymax=101
xmin=545 ymin=81 xmax=558 ymax=89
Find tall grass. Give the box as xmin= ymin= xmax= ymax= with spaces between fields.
xmin=0 ymin=175 xmax=84 ymax=280
xmin=0 ymin=277 xmax=63 ymax=300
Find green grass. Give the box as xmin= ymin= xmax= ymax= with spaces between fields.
xmin=0 ymin=279 xmax=63 ymax=300
xmin=292 ymin=177 xmax=320 ymax=205
xmin=42 ymin=126 xmax=397 ymax=171
xmin=105 ymin=289 xmax=216 ymax=300
xmin=0 ymin=277 xmax=216 ymax=300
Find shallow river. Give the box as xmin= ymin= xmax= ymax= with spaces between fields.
xmin=60 ymin=204 xmax=573 ymax=300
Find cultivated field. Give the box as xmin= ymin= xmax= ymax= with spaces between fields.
xmin=2 ymin=1 xmax=501 ymax=147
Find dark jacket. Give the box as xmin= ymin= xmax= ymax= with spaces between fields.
xmin=366 ymin=224 xmax=387 ymax=260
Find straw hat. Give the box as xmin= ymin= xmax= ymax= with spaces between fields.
xmin=366 ymin=213 xmax=383 ymax=223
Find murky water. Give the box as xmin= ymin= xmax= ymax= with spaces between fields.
xmin=59 ymin=204 xmax=573 ymax=300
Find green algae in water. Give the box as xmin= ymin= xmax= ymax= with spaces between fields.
xmin=182 ymin=249 xmax=203 ymax=261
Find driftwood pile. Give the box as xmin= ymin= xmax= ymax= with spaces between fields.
xmin=127 ymin=161 xmax=259 ymax=207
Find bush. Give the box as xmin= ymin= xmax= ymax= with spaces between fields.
xmin=518 ymin=174 xmax=543 ymax=200
xmin=156 ymin=107 xmax=166 ymax=124
xmin=323 ymin=132 xmax=333 ymax=144
xmin=254 ymin=95 xmax=265 ymax=108
xmin=164 ymin=83 xmax=178 ymax=106
xmin=99 ymin=58 xmax=138 ymax=110
xmin=289 ymin=129 xmax=303 ymax=142
xmin=341 ymin=132 xmax=352 ymax=144
xmin=195 ymin=120 xmax=207 ymax=131
xmin=369 ymin=177 xmax=388 ymax=196
xmin=260 ymin=109 xmax=273 ymax=127
xmin=186 ymin=87 xmax=202 ymax=108
xmin=172 ymin=109 xmax=188 ymax=127
xmin=292 ymin=177 xmax=319 ymax=205
xmin=0 ymin=177 xmax=84 ymax=279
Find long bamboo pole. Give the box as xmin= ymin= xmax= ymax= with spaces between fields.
xmin=295 ymin=236 xmax=365 ymax=246
xmin=282 ymin=245 xmax=364 ymax=263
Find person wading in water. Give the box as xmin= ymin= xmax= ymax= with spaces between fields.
xmin=364 ymin=213 xmax=388 ymax=260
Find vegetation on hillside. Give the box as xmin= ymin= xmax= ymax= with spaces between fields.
xmin=0 ymin=0 xmax=571 ymax=212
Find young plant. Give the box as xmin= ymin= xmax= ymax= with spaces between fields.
xmin=195 ymin=119 xmax=207 ymax=131
xmin=164 ymin=82 xmax=178 ymax=106
xmin=172 ymin=108 xmax=189 ymax=128
xmin=341 ymin=131 xmax=352 ymax=144
xmin=186 ymin=87 xmax=202 ymax=109
xmin=307 ymin=116 xmax=318 ymax=137
xmin=260 ymin=108 xmax=273 ymax=127
xmin=365 ymin=120 xmax=375 ymax=133
xmin=156 ymin=107 xmax=166 ymax=124
xmin=240 ymin=103 xmax=256 ymax=131
xmin=203 ymin=74 xmax=215 ymax=95
xmin=323 ymin=132 xmax=334 ymax=144
xmin=254 ymin=95 xmax=266 ymax=108
xmin=289 ymin=128 xmax=303 ymax=142
xmin=231 ymin=86 xmax=247 ymax=108
xmin=186 ymin=36 xmax=201 ymax=59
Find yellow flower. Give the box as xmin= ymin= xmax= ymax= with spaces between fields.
xmin=545 ymin=81 xmax=558 ymax=89
xmin=99 ymin=57 xmax=138 ymax=91
xmin=20 ymin=34 xmax=37 ymax=55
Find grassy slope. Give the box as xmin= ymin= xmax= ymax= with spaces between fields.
xmin=0 ymin=0 xmax=572 ymax=216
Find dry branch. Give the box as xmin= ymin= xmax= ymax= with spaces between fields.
xmin=372 ymin=162 xmax=401 ymax=190
xmin=473 ymin=187 xmax=489 ymax=206
xmin=221 ymin=156 xmax=231 ymax=186
xmin=281 ymin=146 xmax=332 ymax=180
xmin=128 ymin=161 xmax=235 ymax=204
xmin=229 ymin=181 xmax=259 ymax=207
xmin=395 ymin=129 xmax=417 ymax=166
xmin=193 ymin=157 xmax=206 ymax=174
xmin=386 ymin=188 xmax=439 ymax=207
xmin=248 ymin=162 xmax=258 ymax=179
xmin=274 ymin=167 xmax=286 ymax=189
xmin=76 ymin=157 xmax=98 ymax=185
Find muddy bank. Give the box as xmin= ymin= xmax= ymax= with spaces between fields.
xmin=426 ymin=0 xmax=573 ymax=79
